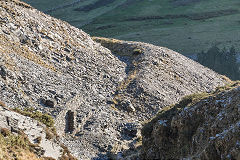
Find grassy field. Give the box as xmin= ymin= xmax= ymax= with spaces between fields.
xmin=23 ymin=0 xmax=240 ymax=55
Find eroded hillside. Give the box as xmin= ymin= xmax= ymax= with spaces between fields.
xmin=0 ymin=0 xmax=230 ymax=159
xmin=141 ymin=81 xmax=240 ymax=159
xmin=0 ymin=102 xmax=76 ymax=159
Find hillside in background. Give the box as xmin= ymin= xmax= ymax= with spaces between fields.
xmin=22 ymin=0 xmax=240 ymax=56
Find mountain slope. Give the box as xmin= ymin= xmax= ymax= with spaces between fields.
xmin=141 ymin=81 xmax=240 ymax=159
xmin=92 ymin=37 xmax=227 ymax=119
xmin=0 ymin=103 xmax=75 ymax=159
xmin=0 ymin=0 xmax=228 ymax=159
xmin=22 ymin=0 xmax=240 ymax=55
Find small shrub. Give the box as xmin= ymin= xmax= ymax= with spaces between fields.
xmin=0 ymin=101 xmax=6 ymax=108
xmin=60 ymin=144 xmax=77 ymax=160
xmin=133 ymin=48 xmax=143 ymax=55
xmin=213 ymin=81 xmax=240 ymax=94
xmin=0 ymin=128 xmax=10 ymax=137
xmin=8 ymin=135 xmax=27 ymax=148
xmin=45 ymin=128 xmax=54 ymax=140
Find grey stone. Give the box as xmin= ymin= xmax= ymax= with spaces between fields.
xmin=121 ymin=100 xmax=135 ymax=112
xmin=0 ymin=1 xmax=228 ymax=159
xmin=0 ymin=106 xmax=63 ymax=159
xmin=0 ymin=66 xmax=7 ymax=80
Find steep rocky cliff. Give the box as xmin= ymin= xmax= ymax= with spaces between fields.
xmin=0 ymin=103 xmax=73 ymax=159
xmin=0 ymin=0 xmax=230 ymax=159
xmin=141 ymin=81 xmax=240 ymax=159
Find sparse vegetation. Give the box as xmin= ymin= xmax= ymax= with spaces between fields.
xmin=60 ymin=144 xmax=78 ymax=160
xmin=175 ymin=92 xmax=210 ymax=108
xmin=0 ymin=128 xmax=40 ymax=160
xmin=0 ymin=34 xmax=57 ymax=72
xmin=0 ymin=125 xmax=75 ymax=159
xmin=0 ymin=105 xmax=74 ymax=159
xmin=92 ymin=37 xmax=143 ymax=57
xmin=0 ymin=101 xmax=6 ymax=108
xmin=92 ymin=37 xmax=142 ymax=112
xmin=45 ymin=127 xmax=58 ymax=140
xmin=142 ymin=81 xmax=240 ymax=137
xmin=13 ymin=107 xmax=54 ymax=128
xmin=0 ymin=128 xmax=10 ymax=137
xmin=111 ymin=67 xmax=137 ymax=111
xmin=213 ymin=80 xmax=240 ymax=93
xmin=13 ymin=107 xmax=59 ymax=141
xmin=133 ymin=48 xmax=143 ymax=55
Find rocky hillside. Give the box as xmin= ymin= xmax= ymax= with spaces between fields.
xmin=141 ymin=81 xmax=240 ymax=159
xmin=92 ymin=37 xmax=227 ymax=120
xmin=0 ymin=0 xmax=229 ymax=159
xmin=0 ymin=103 xmax=76 ymax=159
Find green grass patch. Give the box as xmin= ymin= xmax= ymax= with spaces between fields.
xmin=12 ymin=107 xmax=58 ymax=140
xmin=21 ymin=0 xmax=240 ymax=54
xmin=13 ymin=107 xmax=54 ymax=128
xmin=0 ymin=128 xmax=42 ymax=159
xmin=213 ymin=80 xmax=240 ymax=93
xmin=0 ymin=128 xmax=30 ymax=149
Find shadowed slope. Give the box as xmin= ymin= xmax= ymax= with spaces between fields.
xmin=141 ymin=81 xmax=240 ymax=159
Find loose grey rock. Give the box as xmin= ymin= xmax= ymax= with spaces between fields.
xmin=0 ymin=65 xmax=7 ymax=80
xmin=0 ymin=106 xmax=63 ymax=159
xmin=0 ymin=1 xmax=228 ymax=159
